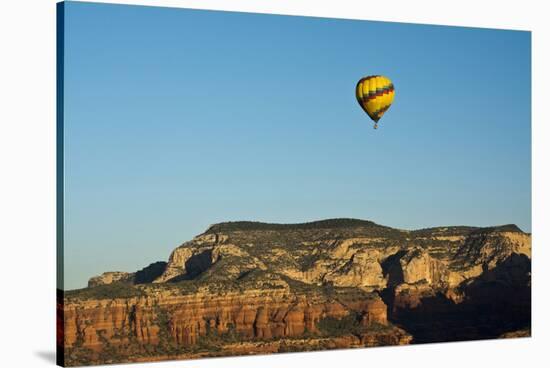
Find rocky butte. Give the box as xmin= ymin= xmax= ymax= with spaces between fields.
xmin=58 ymin=218 xmax=531 ymax=366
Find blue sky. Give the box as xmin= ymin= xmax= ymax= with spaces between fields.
xmin=61 ymin=1 xmax=531 ymax=289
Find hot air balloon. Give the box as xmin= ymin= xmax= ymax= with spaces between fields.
xmin=356 ymin=75 xmax=395 ymax=129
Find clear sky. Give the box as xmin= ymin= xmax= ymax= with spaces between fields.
xmin=61 ymin=1 xmax=531 ymax=289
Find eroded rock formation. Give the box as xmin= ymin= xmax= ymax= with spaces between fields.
xmin=60 ymin=219 xmax=531 ymax=366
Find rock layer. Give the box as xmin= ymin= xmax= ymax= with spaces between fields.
xmin=60 ymin=218 xmax=531 ymax=366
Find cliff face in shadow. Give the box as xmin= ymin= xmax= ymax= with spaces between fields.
xmin=59 ymin=219 xmax=531 ymax=366
xmin=383 ymin=253 xmax=531 ymax=343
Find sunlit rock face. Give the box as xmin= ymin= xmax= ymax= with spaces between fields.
xmin=60 ymin=219 xmax=530 ymax=366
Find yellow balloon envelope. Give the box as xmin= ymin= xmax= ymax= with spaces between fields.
xmin=356 ymin=75 xmax=395 ymax=129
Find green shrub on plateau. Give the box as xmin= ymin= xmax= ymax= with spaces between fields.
xmin=65 ymin=283 xmax=144 ymax=300
xmin=316 ymin=312 xmax=363 ymax=337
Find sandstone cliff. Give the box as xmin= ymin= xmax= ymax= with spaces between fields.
xmin=59 ymin=218 xmax=531 ymax=366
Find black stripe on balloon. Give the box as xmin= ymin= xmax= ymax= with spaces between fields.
xmin=360 ymin=75 xmax=379 ymax=83
xmin=373 ymin=104 xmax=391 ymax=118
xmin=363 ymin=84 xmax=394 ymax=101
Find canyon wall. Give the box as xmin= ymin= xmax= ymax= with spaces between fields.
xmin=60 ymin=219 xmax=530 ymax=366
